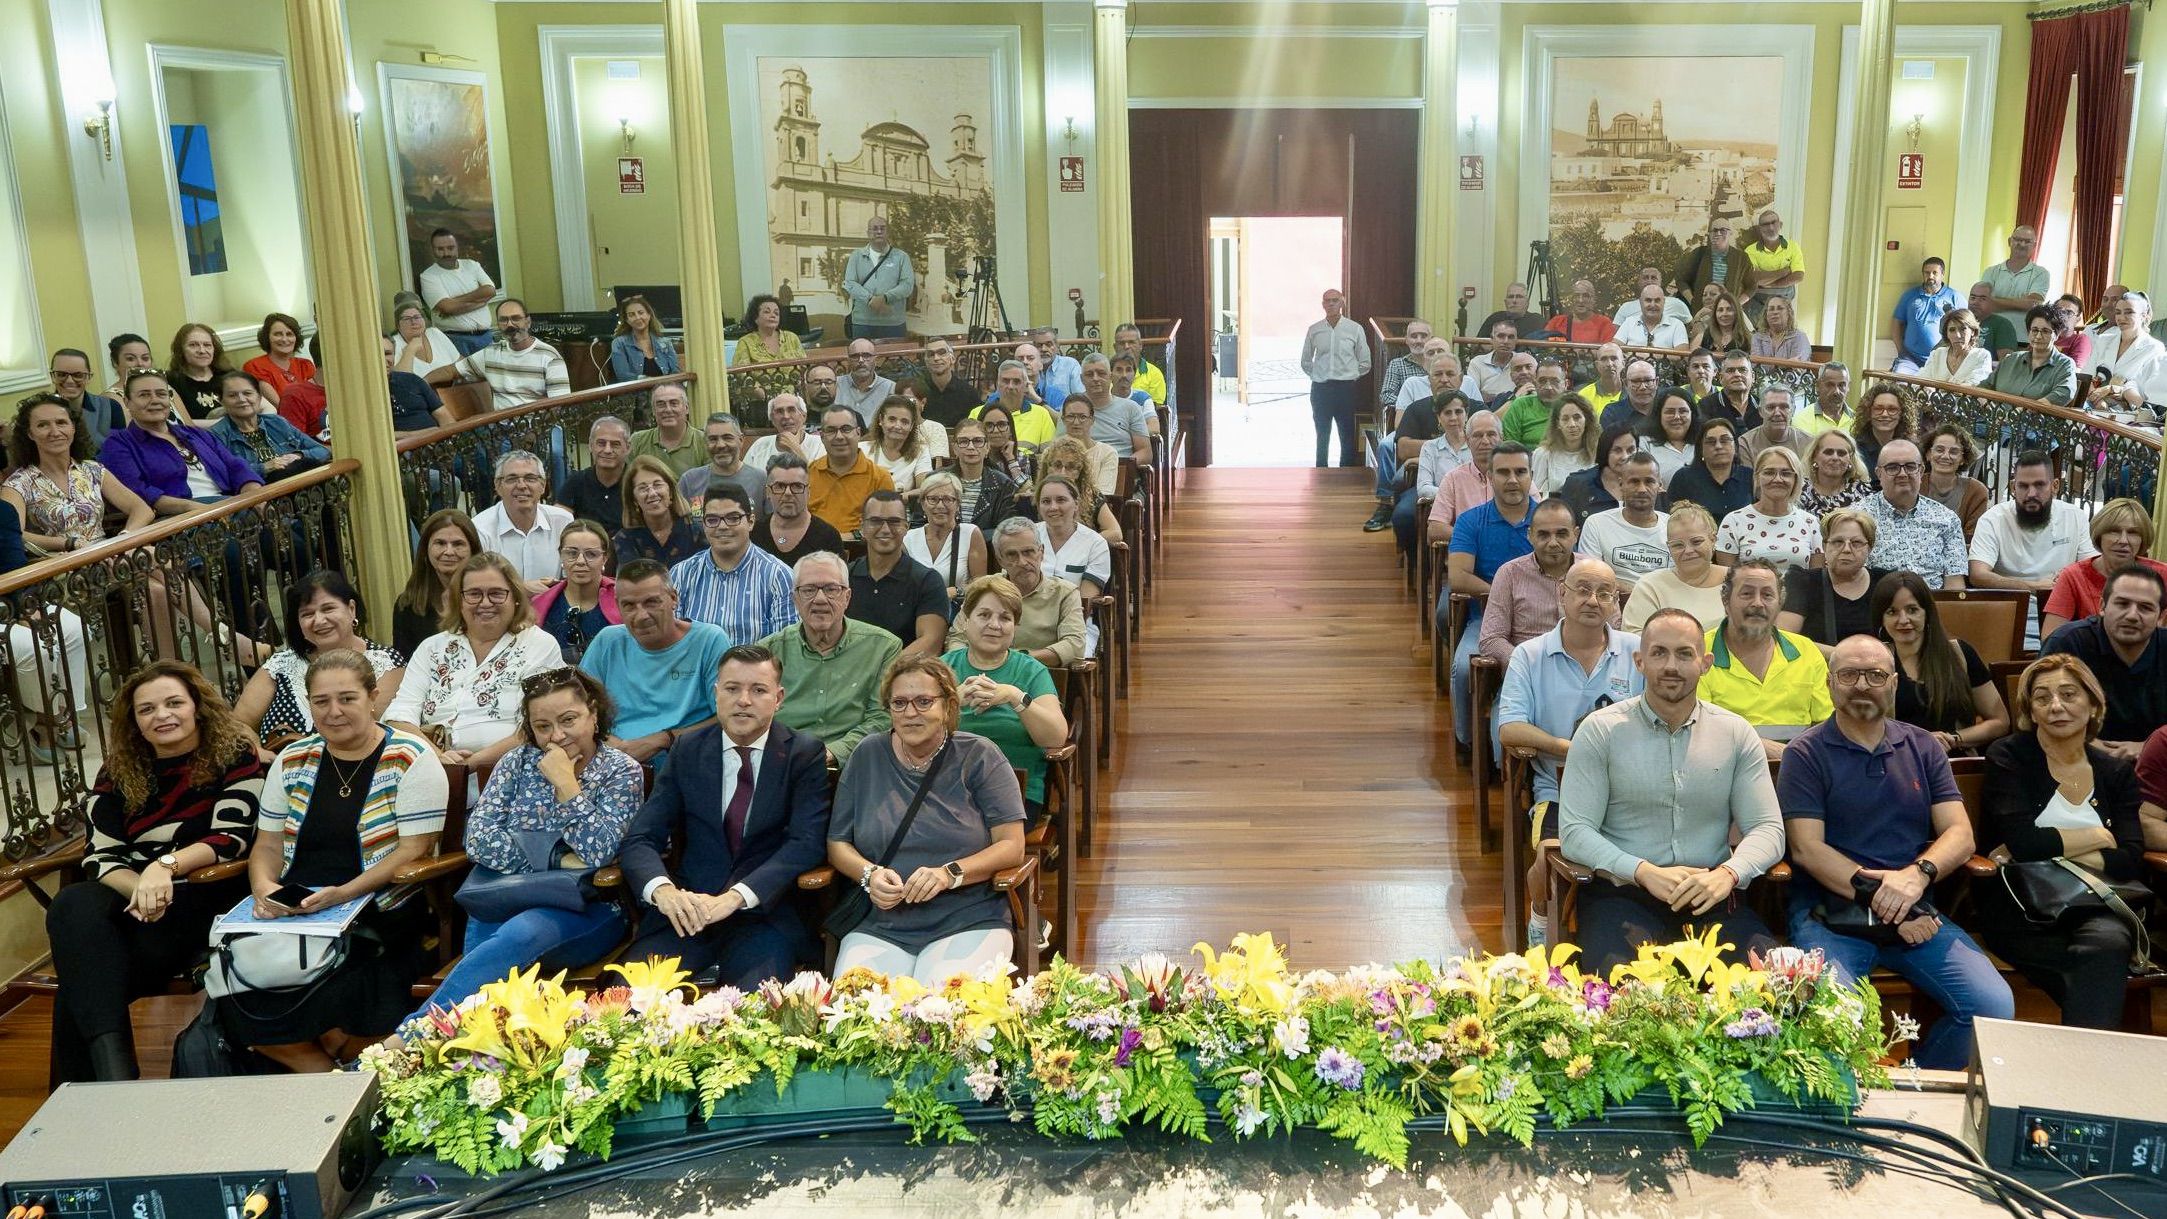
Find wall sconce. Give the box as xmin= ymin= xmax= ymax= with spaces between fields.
xmin=1906 ymin=114 xmax=1923 ymax=152
xmin=82 ymin=96 xmax=115 ymax=162
xmin=618 ymin=116 xmax=637 ymax=154
xmin=1063 ymin=116 xmax=1078 ymax=144
xmin=419 ymin=51 xmax=476 ymax=67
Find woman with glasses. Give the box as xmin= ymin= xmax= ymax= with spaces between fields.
xmin=905 ymin=471 xmax=986 ymax=602
xmin=1798 ymin=429 xmax=1873 ymax=517
xmin=1749 ymin=296 xmax=1810 ymax=363
xmin=233 ymin=649 xmax=447 ymax=1071
xmin=612 ymin=454 xmax=703 ymax=569
xmin=1714 ymin=445 xmax=1820 ymax=576
xmin=1778 ymin=508 xmax=1891 ymax=652
xmin=1874 ymin=570 xmax=2009 ymax=753
xmin=1623 ymin=504 xmax=1728 ymax=632
xmin=233 ymin=570 xmax=405 ymax=752
xmin=98 ymin=371 xmax=261 ymax=515
xmin=1054 ymin=394 xmax=1121 ymax=497
xmin=943 ymin=575 xmax=1069 ymax=823
xmin=389 ymin=300 xmax=460 ymax=380
xmin=1666 ymin=415 xmax=1752 ymax=521
xmin=1919 ymin=424 xmax=1991 ymax=541
xmin=1919 ymin=309 xmax=1993 ymax=387
xmin=976 ymin=403 xmax=1036 ymax=487
xmin=826 ymin=655 xmax=1026 ymax=984
xmin=1977 ymin=654 xmax=2145 ymax=1029
xmin=532 ymin=520 xmax=619 ymax=663
xmin=405 ymin=667 xmax=639 ymax=1027
xmin=385 ymin=552 xmax=562 ymax=768
xmin=2041 ymin=498 xmax=2167 ymax=638
xmin=1989 ymin=306 xmax=2080 ymax=408
xmin=1849 ymin=383 xmax=1919 ymax=482
xmin=946 ymin=418 xmax=1018 ymax=538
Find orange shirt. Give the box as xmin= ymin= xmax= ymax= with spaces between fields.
xmin=807 ymin=454 xmax=895 ymax=535
xmin=243 ymin=354 xmax=318 ymax=399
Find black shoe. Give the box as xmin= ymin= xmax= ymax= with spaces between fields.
xmin=1362 ymin=505 xmax=1393 ymax=532
xmin=86 ymin=1031 xmax=139 ymax=1082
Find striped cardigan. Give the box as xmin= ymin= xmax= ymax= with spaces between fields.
xmin=261 ymin=726 xmax=450 ymax=907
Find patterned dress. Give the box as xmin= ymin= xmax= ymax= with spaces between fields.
xmin=258 ymin=641 xmax=405 ymax=741
xmin=4 ymin=462 xmax=108 ymax=545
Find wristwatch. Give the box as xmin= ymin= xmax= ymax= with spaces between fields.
xmin=1912 ymin=857 xmax=1939 ymax=882
xmin=943 ymin=861 xmax=966 ymax=890
xmin=155 ymin=852 xmax=180 ymax=873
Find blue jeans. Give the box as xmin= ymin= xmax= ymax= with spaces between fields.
xmin=1446 ymin=601 xmax=1485 ymax=746
xmin=1372 ymin=434 xmax=1399 ymax=499
xmin=1787 ymin=892 xmax=2013 ymax=1069
xmin=446 ymin=330 xmax=494 ymax=357
xmin=1390 ymin=487 xmax=1422 ymax=555
xmin=403 ymin=903 xmax=626 ymax=1029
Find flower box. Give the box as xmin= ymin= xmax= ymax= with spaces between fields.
xmin=614 ymin=1090 xmax=695 ymax=1140
xmin=700 ymin=1065 xmax=977 ymax=1132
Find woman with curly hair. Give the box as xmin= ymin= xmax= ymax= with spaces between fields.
xmin=1686 ymin=287 xmax=1754 ymax=353
xmin=1920 ymin=424 xmax=1991 ymax=540
xmin=1849 ymin=382 xmax=1919 ymax=480
xmin=44 ymin=661 xmax=263 ymax=1081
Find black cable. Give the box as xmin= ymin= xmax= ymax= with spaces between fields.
xmin=1708 ymin=1111 xmax=2085 ymax=1219
xmin=1563 ymin=1124 xmax=2037 ymax=1212
xmin=2036 ymin=1146 xmax=2151 ymax=1219
xmin=342 ymin=1197 xmax=455 ymax=1219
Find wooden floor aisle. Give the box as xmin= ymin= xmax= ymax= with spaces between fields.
xmin=1077 ymin=466 xmax=1492 ymax=968
xmin=0 ymin=466 xmax=1491 ymax=1144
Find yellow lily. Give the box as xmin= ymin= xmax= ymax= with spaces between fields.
xmin=1701 ymin=960 xmax=1771 ymax=1009
xmin=1192 ymin=934 xmax=1292 ymax=1015
xmin=608 ymin=957 xmax=695 ymax=1008
xmin=1668 ymin=926 xmax=1734 ymax=985
xmin=953 ymin=973 xmax=1019 ymax=1040
xmin=885 ymin=974 xmax=930 ymax=1005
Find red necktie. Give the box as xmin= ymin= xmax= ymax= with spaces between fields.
xmin=724 ymin=745 xmax=755 ymax=856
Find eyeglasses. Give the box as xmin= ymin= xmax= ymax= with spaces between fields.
xmin=462 ymin=587 xmax=513 ymax=605
xmin=768 ymin=483 xmax=809 ymax=495
xmin=819 ymin=425 xmax=859 ymax=436
xmin=497 ymin=473 xmax=544 ymax=485
xmin=703 ymin=512 xmax=750 ymax=527
xmin=50 ymin=371 xmax=89 ymax=382
xmin=953 ymin=437 xmax=987 ymax=448
xmin=1879 ymin=462 xmax=1923 ymax=476
xmin=521 ymin=667 xmax=585 ymax=696
xmin=1833 ymin=668 xmax=1894 ymax=688
xmin=862 ymin=518 xmax=906 ymax=532
xmin=921 ymin=495 xmax=959 ymax=507
xmin=1562 ymin=582 xmax=1617 ymax=603
xmin=795 ymin=583 xmax=847 ymax=600
xmin=887 ymin=694 xmax=942 ymax=713
xmin=561 ymin=547 xmax=608 ymax=562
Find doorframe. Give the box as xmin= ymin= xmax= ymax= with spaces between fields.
xmin=538 ymin=24 xmax=663 ymax=310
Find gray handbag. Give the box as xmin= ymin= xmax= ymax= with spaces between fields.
xmin=455 ymin=829 xmax=598 ymax=922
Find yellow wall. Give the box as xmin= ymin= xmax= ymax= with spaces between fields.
xmin=576 ymin=55 xmax=681 ymax=292
xmin=1128 ymin=2 xmax=1424 ymax=103
xmin=0 ymin=0 xmax=88 ymax=386
xmin=2121 ymin=6 xmax=2166 ymax=288
xmin=491 ymin=2 xmax=1053 ymax=324
xmin=1874 ymin=57 xmax=1968 ymax=320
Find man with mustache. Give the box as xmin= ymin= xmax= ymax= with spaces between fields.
xmin=579 ymin=560 xmax=731 ymax=764
xmin=1966 ymin=450 xmax=2094 ymax=648
xmin=1697 ymin=558 xmax=1832 ymax=762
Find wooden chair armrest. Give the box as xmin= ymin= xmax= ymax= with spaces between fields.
xmin=1544 ymin=852 xmax=1595 ymax=886
xmin=590 ymin=866 xmax=624 ymax=889
xmin=1965 ymin=854 xmax=1998 ymax=879
xmin=1765 ymin=861 xmax=1792 ymax=884
xmin=991 ymin=856 xmax=1039 ymax=892
xmin=1043 ymin=743 xmax=1078 ymax=764
xmin=2145 ymin=851 xmax=2167 ymax=874
xmin=799 ymin=866 xmax=839 ymax=890
xmin=392 ymin=851 xmax=470 ymax=886
xmin=0 ymin=842 xmax=88 ymax=886
xmin=189 ymin=860 xmax=250 ymax=885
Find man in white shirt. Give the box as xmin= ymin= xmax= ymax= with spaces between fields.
xmin=1299 ymin=288 xmax=1372 ymax=468
xmin=471 ymin=449 xmax=574 ymax=593
xmin=834 ymin=338 xmax=896 ymax=415
xmin=1608 ymin=267 xmax=1692 ymax=329
xmin=1578 ymin=453 xmax=1672 ymax=590
xmin=842 ymin=216 xmax=915 ymax=339
xmin=418 ymin=228 xmax=498 ymax=355
xmin=1460 ymin=320 xmax=1521 ymax=402
xmin=1967 ymin=450 xmax=2096 ymax=647
xmin=1615 ymin=284 xmax=1690 ymax=350
xmin=428 ymin=298 xmax=570 ymax=411
xmin=1982 ymin=226 xmax=2050 ymax=314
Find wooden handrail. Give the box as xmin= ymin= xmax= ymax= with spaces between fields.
xmin=395 ymin=371 xmax=695 ymax=453
xmin=0 ymin=457 xmax=363 ymax=599
xmin=716 ymin=335 xmax=1176 ymax=381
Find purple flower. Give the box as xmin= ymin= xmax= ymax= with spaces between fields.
xmin=1113 ymin=1026 xmax=1143 ymax=1068
xmin=1369 ymin=989 xmax=1395 ymax=1016
xmin=1724 ymin=1008 xmax=1780 ymax=1039
xmin=1580 ymin=979 xmax=1615 ymax=1012
xmin=1314 ymin=1046 xmax=1365 ymax=1091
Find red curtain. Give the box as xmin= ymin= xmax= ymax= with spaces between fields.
xmin=2015 ymin=5 xmax=2132 ymax=311
xmin=2069 ymin=5 xmax=2131 ymax=310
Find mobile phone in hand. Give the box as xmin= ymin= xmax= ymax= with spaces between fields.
xmin=267 ymin=883 xmax=314 ymax=909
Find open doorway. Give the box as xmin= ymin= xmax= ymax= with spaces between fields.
xmin=1209 ymin=215 xmax=1347 ymax=466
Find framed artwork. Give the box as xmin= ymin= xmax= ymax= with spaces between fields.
xmin=169 ymin=123 xmax=227 ymax=276
xmin=379 ymin=63 xmax=504 ymax=295
xmin=725 ymin=26 xmax=1027 ymax=332
xmin=1521 ymin=27 xmax=1813 ymax=315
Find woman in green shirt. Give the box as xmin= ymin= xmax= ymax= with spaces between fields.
xmin=941 ymin=575 xmax=1068 ymax=819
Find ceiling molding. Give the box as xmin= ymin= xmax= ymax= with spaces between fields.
xmin=1130 ymin=25 xmax=1425 ymax=38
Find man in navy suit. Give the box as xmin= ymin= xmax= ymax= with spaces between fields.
xmin=618 ymin=643 xmax=831 ymax=986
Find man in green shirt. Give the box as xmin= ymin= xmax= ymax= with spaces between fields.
xmin=1967 ymin=281 xmax=2024 ymax=359
xmin=628 ymin=381 xmax=705 ymax=476
xmin=1498 ymin=358 xmax=1571 ymax=446
xmin=759 ymin=551 xmax=901 ymax=760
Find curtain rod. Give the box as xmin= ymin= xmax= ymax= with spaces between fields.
xmin=2028 ymin=0 xmax=2145 ymax=22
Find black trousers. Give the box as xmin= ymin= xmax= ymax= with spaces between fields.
xmin=1986 ymin=913 xmax=2133 ymax=1029
xmin=1309 ymin=378 xmax=1363 ymax=467
xmin=1575 ymin=880 xmax=1778 ymax=978
xmin=625 ymin=904 xmax=814 ymax=991
xmin=45 ymin=878 xmax=237 ymax=1084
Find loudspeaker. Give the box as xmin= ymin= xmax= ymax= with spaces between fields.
xmin=1965 ymin=1016 xmax=2167 ymax=1182
xmin=0 ymin=1072 xmax=378 ymax=1219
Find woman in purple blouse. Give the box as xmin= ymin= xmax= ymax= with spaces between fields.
xmin=97 ymin=370 xmax=260 ymax=515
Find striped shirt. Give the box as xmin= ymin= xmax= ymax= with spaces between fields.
xmin=260 ymin=728 xmax=449 ymax=906
xmin=84 ymin=750 xmax=264 ymax=880
xmin=669 ymin=545 xmax=798 ymax=645
xmin=453 ymin=339 xmax=570 ymax=410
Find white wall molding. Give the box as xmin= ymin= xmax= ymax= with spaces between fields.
xmin=1127 ymin=96 xmax=1424 ymax=110
xmin=538 ymin=25 xmax=662 ymax=310
xmin=377 ymin=62 xmax=509 ymax=299
xmin=1043 ymin=3 xmax=1097 ymax=333
xmin=1824 ymin=24 xmax=1999 ymax=340
xmin=1128 ymin=25 xmax=1426 ymax=39
xmin=45 ymin=0 xmax=146 ymax=346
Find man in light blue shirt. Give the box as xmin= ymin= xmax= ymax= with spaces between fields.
xmin=1029 ymin=327 xmax=1087 ymax=404
xmin=1888 ymin=257 xmax=1960 ymax=374
xmin=579 ymin=560 xmax=735 ymax=765
xmin=842 ymin=217 xmax=915 ymax=339
xmin=669 ymin=483 xmax=798 ymax=645
xmin=1497 ymin=559 xmax=1645 ymax=945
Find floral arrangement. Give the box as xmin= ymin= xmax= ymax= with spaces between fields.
xmin=363 ymin=929 xmax=1894 ymax=1176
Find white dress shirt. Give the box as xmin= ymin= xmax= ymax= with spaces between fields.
xmin=1615 ymin=317 xmax=1690 ymax=349
xmin=2096 ymin=331 xmax=2167 ymax=405
xmin=1611 ymin=296 xmax=1693 ymax=329
xmin=1299 ymin=317 xmax=1372 ymax=383
xmin=641 ymin=729 xmax=767 ymax=908
xmin=471 ymin=502 xmax=574 ymax=583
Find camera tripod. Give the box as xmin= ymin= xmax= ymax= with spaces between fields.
xmin=1525 ymin=240 xmax=1561 ymax=319
xmin=964 ymin=255 xmax=1014 ymax=344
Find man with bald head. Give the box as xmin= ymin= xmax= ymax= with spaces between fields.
xmin=1610 ymin=266 xmax=1693 ymax=329
xmin=1480 ymin=282 xmax=1549 ymax=341
xmin=1578 ymin=344 xmax=1627 ymax=420
xmin=1546 ymin=278 xmax=1618 ymax=346
xmin=1779 ymin=634 xmax=2012 ymax=1068
xmin=1982 ymin=225 xmax=2050 ymax=314
xmin=1862 ymin=439 xmax=1968 ymax=589
xmin=1614 ymin=283 xmax=1690 ymax=350
xmin=1379 ymin=319 xmax=1435 ymax=411
xmin=1554 ymin=607 xmax=1785 ymax=971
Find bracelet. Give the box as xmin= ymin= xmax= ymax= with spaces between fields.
xmin=858 ymin=863 xmax=876 ymax=892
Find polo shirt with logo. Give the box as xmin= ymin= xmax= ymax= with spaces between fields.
xmin=1697 ymin=622 xmax=1832 ymax=731
xmin=1776 ymin=716 xmax=1958 ymax=901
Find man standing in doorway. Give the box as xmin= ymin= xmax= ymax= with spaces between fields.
xmin=1299 ymin=288 xmax=1372 ymax=468
xmin=420 ymin=228 xmax=498 ymax=356
xmin=843 ymin=217 xmax=915 ymax=340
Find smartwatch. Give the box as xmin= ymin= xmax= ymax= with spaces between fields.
xmin=943 ymin=861 xmax=966 ymax=890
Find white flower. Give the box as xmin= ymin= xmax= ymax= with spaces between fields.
xmin=564 ymin=1079 xmax=597 ymax=1106
xmin=467 ymin=1073 xmax=504 ymax=1108
xmin=495 ymin=1113 xmax=529 ymax=1149
xmin=912 ymin=995 xmax=958 ymax=1026
xmin=1232 ymin=1100 xmax=1267 ymax=1137
xmin=1273 ymin=1015 xmax=1311 ymax=1059
xmin=782 ymin=971 xmax=828 ymax=999
xmin=966 ymin=1064 xmax=1003 ymax=1102
xmin=864 ymin=991 xmax=898 ymax=1025
xmin=555 ymin=1047 xmax=590 ymax=1079
xmin=1096 ymin=1090 xmax=1122 ymax=1125
xmin=1889 ymin=1013 xmax=1922 ymax=1044
xmin=532 ymin=1140 xmax=567 ymax=1171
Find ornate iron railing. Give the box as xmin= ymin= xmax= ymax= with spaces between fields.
xmin=719 ymin=333 xmax=1179 ymax=427
xmin=0 ymin=461 xmax=360 ymax=860
xmin=395 ymin=375 xmax=686 ymax=523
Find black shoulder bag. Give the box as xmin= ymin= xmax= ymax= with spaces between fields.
xmin=823 ymin=740 xmax=952 ymax=941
